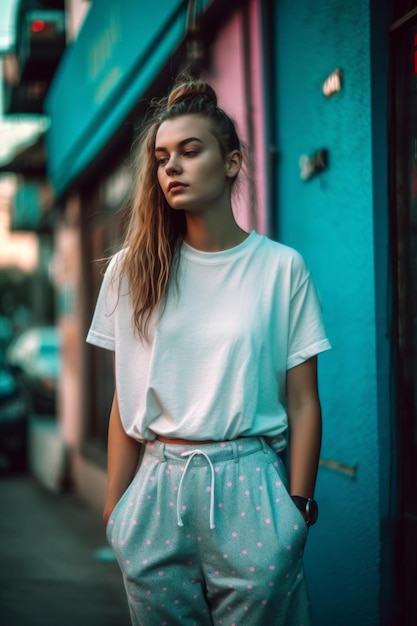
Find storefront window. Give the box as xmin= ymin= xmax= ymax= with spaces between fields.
xmin=83 ymin=161 xmax=130 ymax=456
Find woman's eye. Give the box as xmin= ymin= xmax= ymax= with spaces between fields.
xmin=156 ymin=157 xmax=168 ymax=166
xmin=183 ymin=150 xmax=198 ymax=158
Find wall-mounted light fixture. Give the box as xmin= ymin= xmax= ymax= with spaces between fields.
xmin=299 ymin=149 xmax=329 ymax=181
xmin=323 ymin=68 xmax=343 ymax=97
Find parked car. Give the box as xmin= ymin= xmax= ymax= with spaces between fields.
xmin=0 ymin=349 xmax=29 ymax=472
xmin=7 ymin=326 xmax=61 ymax=415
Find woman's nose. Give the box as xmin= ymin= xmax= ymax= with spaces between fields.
xmin=165 ymin=155 xmax=182 ymax=175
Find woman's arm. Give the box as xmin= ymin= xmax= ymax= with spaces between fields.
xmin=103 ymin=387 xmax=143 ymax=526
xmin=286 ymin=356 xmax=322 ymax=499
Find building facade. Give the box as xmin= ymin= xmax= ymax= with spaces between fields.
xmin=7 ymin=0 xmax=415 ymax=623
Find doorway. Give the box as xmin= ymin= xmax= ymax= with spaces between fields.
xmin=390 ymin=6 xmax=417 ymax=622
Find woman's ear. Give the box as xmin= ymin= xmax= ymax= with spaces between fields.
xmin=226 ymin=150 xmax=242 ymax=179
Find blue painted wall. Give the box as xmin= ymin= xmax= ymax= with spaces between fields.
xmin=273 ymin=1 xmax=392 ymax=624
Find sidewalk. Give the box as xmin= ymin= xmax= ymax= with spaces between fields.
xmin=0 ymin=473 xmax=131 ymax=626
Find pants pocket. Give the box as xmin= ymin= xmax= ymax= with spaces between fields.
xmin=268 ymin=451 xmax=309 ymax=536
xmin=105 ymin=475 xmax=136 ymax=543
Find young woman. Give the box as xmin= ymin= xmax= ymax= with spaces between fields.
xmin=87 ymin=75 xmax=331 ymax=625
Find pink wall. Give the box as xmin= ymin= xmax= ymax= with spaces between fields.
xmin=203 ymin=0 xmax=267 ymax=234
xmin=52 ymin=195 xmax=83 ymax=449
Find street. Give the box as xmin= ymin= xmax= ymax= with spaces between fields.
xmin=0 ymin=473 xmax=131 ymax=626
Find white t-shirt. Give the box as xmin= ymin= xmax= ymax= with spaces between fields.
xmin=87 ymin=231 xmax=331 ymax=445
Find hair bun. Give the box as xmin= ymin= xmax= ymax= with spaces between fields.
xmin=167 ymin=77 xmax=217 ymax=108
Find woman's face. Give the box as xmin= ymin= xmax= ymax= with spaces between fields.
xmin=155 ymin=115 xmax=238 ymax=214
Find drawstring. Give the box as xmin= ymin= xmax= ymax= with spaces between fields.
xmin=177 ymin=449 xmax=216 ymax=529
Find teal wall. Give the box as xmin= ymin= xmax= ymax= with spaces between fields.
xmin=273 ymin=1 xmax=391 ymax=624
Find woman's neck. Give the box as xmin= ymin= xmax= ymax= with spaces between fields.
xmin=184 ymin=213 xmax=249 ymax=252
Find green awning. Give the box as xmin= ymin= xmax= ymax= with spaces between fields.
xmin=45 ymin=0 xmax=211 ymax=196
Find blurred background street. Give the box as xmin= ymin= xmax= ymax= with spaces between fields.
xmin=0 ymin=471 xmax=130 ymax=626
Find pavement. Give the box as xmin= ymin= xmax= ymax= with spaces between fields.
xmin=0 ymin=472 xmax=131 ymax=626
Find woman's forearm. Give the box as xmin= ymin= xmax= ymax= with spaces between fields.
xmin=286 ymin=357 xmax=322 ymax=499
xmin=288 ymin=401 xmax=322 ymax=498
xmin=104 ymin=390 xmax=143 ymax=525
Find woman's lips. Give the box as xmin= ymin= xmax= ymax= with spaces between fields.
xmin=168 ymin=182 xmax=186 ymax=192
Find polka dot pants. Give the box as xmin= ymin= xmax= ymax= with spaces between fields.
xmin=106 ymin=437 xmax=312 ymax=625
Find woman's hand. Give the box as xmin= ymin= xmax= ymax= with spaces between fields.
xmin=104 ymin=388 xmax=143 ymax=528
xmin=103 ymin=503 xmax=114 ymax=528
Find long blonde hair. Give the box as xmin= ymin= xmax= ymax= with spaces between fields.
xmin=120 ymin=75 xmax=242 ymax=340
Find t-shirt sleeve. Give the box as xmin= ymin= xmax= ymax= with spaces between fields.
xmin=86 ymin=254 xmax=122 ymax=351
xmin=286 ymin=257 xmax=331 ymax=369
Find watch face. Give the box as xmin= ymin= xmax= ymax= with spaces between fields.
xmin=307 ymin=499 xmax=319 ymax=526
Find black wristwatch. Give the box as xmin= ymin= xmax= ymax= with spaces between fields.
xmin=291 ymin=496 xmax=319 ymax=527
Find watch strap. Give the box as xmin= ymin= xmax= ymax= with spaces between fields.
xmin=291 ymin=495 xmax=318 ymax=527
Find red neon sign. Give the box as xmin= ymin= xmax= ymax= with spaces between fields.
xmin=31 ymin=20 xmax=46 ymax=33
